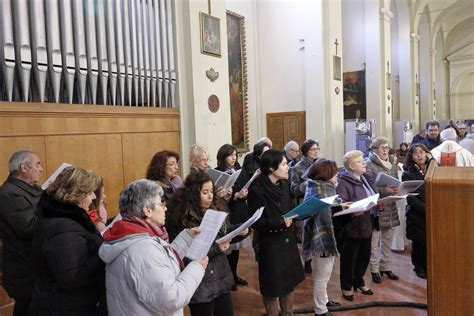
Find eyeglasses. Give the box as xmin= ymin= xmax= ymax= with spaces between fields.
xmin=379 ymin=145 xmax=390 ymax=150
xmin=290 ymin=148 xmax=299 ymax=153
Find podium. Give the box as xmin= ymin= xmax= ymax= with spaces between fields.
xmin=425 ymin=161 xmax=474 ymax=315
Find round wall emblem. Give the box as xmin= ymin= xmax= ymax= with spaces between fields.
xmin=208 ymin=95 xmax=220 ymax=113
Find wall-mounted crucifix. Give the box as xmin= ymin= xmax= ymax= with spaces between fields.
xmin=334 ymin=39 xmax=339 ymax=56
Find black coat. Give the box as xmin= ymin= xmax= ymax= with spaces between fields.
xmin=31 ymin=192 xmax=106 ymax=315
xmin=248 ymin=175 xmax=304 ymax=297
xmin=402 ymin=166 xmax=426 ymax=243
xmin=0 ymin=176 xmax=42 ymax=300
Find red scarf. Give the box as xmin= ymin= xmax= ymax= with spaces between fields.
xmin=103 ymin=216 xmax=183 ymax=269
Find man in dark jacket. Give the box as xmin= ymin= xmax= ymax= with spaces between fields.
xmin=420 ymin=120 xmax=441 ymax=150
xmin=0 ymin=151 xmax=43 ymax=315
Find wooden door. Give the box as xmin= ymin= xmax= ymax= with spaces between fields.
xmin=266 ymin=111 xmax=306 ymax=151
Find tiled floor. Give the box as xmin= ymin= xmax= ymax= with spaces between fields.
xmin=1 ymin=246 xmax=427 ymax=315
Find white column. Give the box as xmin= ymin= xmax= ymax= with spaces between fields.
xmin=429 ymin=47 xmax=437 ymax=119
xmin=304 ymin=0 xmax=344 ymax=165
xmin=380 ymin=4 xmax=394 ymax=142
xmin=411 ymin=32 xmax=420 ymax=126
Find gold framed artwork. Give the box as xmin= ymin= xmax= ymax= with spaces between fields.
xmin=200 ymin=12 xmax=221 ymax=57
xmin=226 ymin=10 xmax=249 ymax=152
xmin=333 ymin=55 xmax=342 ymax=81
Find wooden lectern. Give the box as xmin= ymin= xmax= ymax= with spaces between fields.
xmin=425 ymin=161 xmax=474 ymax=315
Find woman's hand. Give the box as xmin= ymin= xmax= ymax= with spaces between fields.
xmin=284 ymin=216 xmax=296 ymax=227
xmin=342 ymin=202 xmax=352 ymax=210
xmin=224 ymin=188 xmax=233 ymax=200
xmin=386 ymin=185 xmax=400 ymax=195
xmin=239 ymin=228 xmax=249 ymax=236
xmin=237 ymin=188 xmax=248 ymax=199
xmin=196 ymin=256 xmax=209 ymax=269
xmin=188 ymin=227 xmax=201 ymax=236
xmin=218 ymin=240 xmax=231 ymax=252
xmin=216 ymin=187 xmax=226 ymax=198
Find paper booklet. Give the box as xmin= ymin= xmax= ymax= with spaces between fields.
xmin=374 ymin=173 xmax=402 ymax=188
xmin=378 ymin=193 xmax=419 ymax=205
xmin=41 ymin=162 xmax=73 ymax=190
xmin=206 ymin=169 xmax=242 ymax=192
xmin=398 ymin=180 xmax=424 ymax=195
xmin=283 ymin=195 xmax=338 ymax=220
xmin=332 ymin=194 xmax=380 ymax=217
xmin=215 ymin=207 xmax=264 ymax=244
xmin=241 ymin=168 xmax=261 ymax=191
xmin=185 ymin=209 xmax=228 ymax=261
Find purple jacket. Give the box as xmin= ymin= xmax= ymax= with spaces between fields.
xmin=334 ymin=171 xmax=374 ymax=239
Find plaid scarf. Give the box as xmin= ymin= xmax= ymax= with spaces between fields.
xmin=302 ymin=179 xmax=339 ymax=259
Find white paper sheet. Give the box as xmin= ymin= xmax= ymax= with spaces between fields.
xmin=241 ymin=169 xmax=261 ymax=191
xmin=41 ymin=162 xmax=73 ymax=190
xmin=378 ymin=193 xmax=419 ymax=205
xmin=332 ymin=194 xmax=379 ymax=217
xmin=215 ymin=207 xmax=264 ymax=244
xmin=185 ymin=209 xmax=228 ymax=260
xmin=320 ymin=195 xmax=338 ymax=205
xmin=223 ymin=169 xmax=241 ymax=192
xmin=374 ymin=172 xmax=402 ymax=188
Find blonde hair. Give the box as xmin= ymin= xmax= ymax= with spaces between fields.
xmin=189 ymin=144 xmax=208 ymax=166
xmin=46 ymin=166 xmax=100 ymax=205
xmin=343 ymin=150 xmax=364 ymax=170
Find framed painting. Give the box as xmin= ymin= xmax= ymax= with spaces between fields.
xmin=343 ymin=70 xmax=367 ymax=120
xmin=333 ymin=55 xmax=341 ymax=81
xmin=226 ymin=11 xmax=249 ymax=152
xmin=200 ymin=12 xmax=221 ymax=57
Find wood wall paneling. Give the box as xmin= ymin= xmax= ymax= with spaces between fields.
xmin=0 ymin=102 xmax=180 ymax=218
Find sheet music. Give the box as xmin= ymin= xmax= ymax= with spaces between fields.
xmin=333 ymin=194 xmax=379 ymax=217
xmin=185 ymin=209 xmax=228 ymax=260
xmin=283 ymin=196 xmax=332 ymax=220
xmin=42 ymin=162 xmax=73 ymax=190
xmin=398 ymin=180 xmax=424 ymax=195
xmin=374 ymin=173 xmax=402 ymax=188
xmin=378 ymin=193 xmax=418 ymax=205
xmin=216 ymin=206 xmax=264 ymax=244
xmin=223 ymin=169 xmax=241 ymax=192
xmin=321 ymin=195 xmax=338 ymax=205
xmin=206 ymin=169 xmax=227 ymax=187
xmin=241 ymin=169 xmax=261 ymax=191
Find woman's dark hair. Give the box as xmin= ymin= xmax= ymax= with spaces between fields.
xmin=260 ymin=149 xmax=285 ymax=176
xmin=146 ymin=150 xmax=180 ymax=180
xmin=301 ymin=139 xmax=319 ymax=157
xmin=167 ymin=172 xmax=225 ymax=229
xmin=404 ymin=143 xmax=430 ymax=169
xmin=307 ymin=159 xmax=338 ymax=181
xmin=399 ymin=142 xmax=408 ymax=151
xmin=216 ymin=144 xmax=237 ymax=170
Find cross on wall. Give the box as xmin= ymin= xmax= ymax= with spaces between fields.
xmin=334 ymin=39 xmax=339 ymax=55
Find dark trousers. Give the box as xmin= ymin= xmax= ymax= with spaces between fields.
xmin=13 ymin=296 xmax=31 ymax=316
xmin=411 ymin=238 xmax=426 ymax=272
xmin=227 ymin=250 xmax=239 ymax=279
xmin=339 ymin=237 xmax=371 ymax=291
xmin=189 ymin=292 xmax=234 ymax=316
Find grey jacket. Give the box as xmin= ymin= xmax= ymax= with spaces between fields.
xmin=99 ymin=230 xmax=205 ymax=316
xmin=290 ymin=156 xmax=314 ymax=198
xmin=365 ymin=152 xmax=400 ymax=229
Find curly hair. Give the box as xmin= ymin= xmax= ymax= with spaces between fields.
xmin=89 ymin=176 xmax=104 ymax=211
xmin=146 ymin=150 xmax=180 ymax=181
xmin=167 ymin=172 xmax=226 ymax=230
xmin=46 ymin=166 xmax=100 ymax=206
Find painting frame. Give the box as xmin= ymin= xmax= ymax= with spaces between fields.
xmin=333 ymin=55 xmax=342 ymax=81
xmin=226 ymin=10 xmax=249 ymax=152
xmin=200 ymin=12 xmax=221 ymax=57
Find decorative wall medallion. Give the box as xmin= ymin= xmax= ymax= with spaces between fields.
xmin=335 ymin=86 xmax=340 ymax=95
xmin=208 ymin=94 xmax=220 ymax=112
xmin=206 ymin=67 xmax=219 ymax=82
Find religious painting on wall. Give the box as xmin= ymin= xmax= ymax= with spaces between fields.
xmin=200 ymin=12 xmax=221 ymax=57
xmin=226 ymin=11 xmax=249 ymax=152
xmin=343 ymin=70 xmax=366 ymax=120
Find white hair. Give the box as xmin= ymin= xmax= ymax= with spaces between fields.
xmin=284 ymin=140 xmax=298 ymax=153
xmin=440 ymin=128 xmax=457 ymax=142
xmin=8 ymin=151 xmax=34 ymax=174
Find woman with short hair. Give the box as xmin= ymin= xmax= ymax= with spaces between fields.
xmin=335 ymin=150 xmax=375 ymax=301
xmin=248 ymin=149 xmax=305 ymax=316
xmin=302 ymin=159 xmax=343 ymax=315
xmin=99 ymin=179 xmax=208 ymax=316
xmin=146 ymin=150 xmax=183 ymax=203
xmin=31 ymin=166 xmax=106 ymax=315
xmin=189 ymin=144 xmax=210 ymax=173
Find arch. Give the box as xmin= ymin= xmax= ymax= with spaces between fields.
xmin=430 ymin=2 xmax=474 ymax=44
xmin=450 ymin=67 xmax=474 ymax=94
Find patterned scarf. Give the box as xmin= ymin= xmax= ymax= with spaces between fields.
xmin=302 ymin=179 xmax=339 ymax=259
